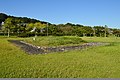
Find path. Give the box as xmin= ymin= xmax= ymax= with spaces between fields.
xmin=8 ymin=40 xmax=109 ymax=54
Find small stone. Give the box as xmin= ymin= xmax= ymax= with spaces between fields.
xmin=61 ymin=48 xmax=65 ymax=51
xmin=37 ymin=46 xmax=41 ymax=48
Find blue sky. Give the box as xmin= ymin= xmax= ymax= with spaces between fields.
xmin=0 ymin=0 xmax=120 ymax=28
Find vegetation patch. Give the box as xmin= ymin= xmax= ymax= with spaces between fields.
xmin=1 ymin=37 xmax=120 ymax=78
xmin=8 ymin=39 xmax=109 ymax=54
xmin=23 ymin=36 xmax=86 ymax=47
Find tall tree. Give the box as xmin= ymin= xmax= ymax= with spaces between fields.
xmin=34 ymin=22 xmax=46 ymax=33
xmin=3 ymin=18 xmax=13 ymax=37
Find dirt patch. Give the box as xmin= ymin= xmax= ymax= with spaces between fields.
xmin=8 ymin=40 xmax=110 ymax=54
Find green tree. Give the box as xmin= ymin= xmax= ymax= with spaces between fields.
xmin=34 ymin=22 xmax=46 ymax=33
xmin=26 ymin=23 xmax=34 ymax=32
xmin=3 ymin=18 xmax=14 ymax=37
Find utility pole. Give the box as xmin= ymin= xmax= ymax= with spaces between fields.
xmin=34 ymin=27 xmax=37 ymax=41
xmin=47 ymin=23 xmax=48 ymax=36
xmin=30 ymin=27 xmax=36 ymax=41
xmin=1 ymin=22 xmax=4 ymax=34
xmin=92 ymin=27 xmax=96 ymax=37
xmin=105 ymin=25 xmax=108 ymax=37
xmin=8 ymin=28 xmax=10 ymax=37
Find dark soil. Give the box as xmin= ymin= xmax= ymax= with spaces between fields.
xmin=8 ymin=40 xmax=109 ymax=54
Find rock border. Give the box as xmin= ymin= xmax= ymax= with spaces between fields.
xmin=8 ymin=40 xmax=110 ymax=54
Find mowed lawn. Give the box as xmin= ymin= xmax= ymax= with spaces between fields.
xmin=0 ymin=36 xmax=120 ymax=78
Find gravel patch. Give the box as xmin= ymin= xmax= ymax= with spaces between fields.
xmin=8 ymin=40 xmax=110 ymax=54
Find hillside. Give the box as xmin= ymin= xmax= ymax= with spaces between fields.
xmin=0 ymin=13 xmax=120 ymax=37
xmin=0 ymin=13 xmax=48 ymax=29
xmin=0 ymin=13 xmax=48 ymax=23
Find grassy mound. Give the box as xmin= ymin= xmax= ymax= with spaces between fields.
xmin=24 ymin=36 xmax=86 ymax=47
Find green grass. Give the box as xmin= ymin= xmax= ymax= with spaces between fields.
xmin=1 ymin=36 xmax=120 ymax=78
xmin=23 ymin=36 xmax=86 ymax=47
xmin=81 ymin=36 xmax=120 ymax=43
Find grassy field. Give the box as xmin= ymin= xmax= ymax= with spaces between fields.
xmin=0 ymin=36 xmax=120 ymax=78
xmin=23 ymin=36 xmax=86 ymax=47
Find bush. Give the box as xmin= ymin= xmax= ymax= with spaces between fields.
xmin=17 ymin=32 xmax=35 ymax=37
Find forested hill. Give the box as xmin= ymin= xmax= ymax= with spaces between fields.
xmin=0 ymin=13 xmax=7 ymax=23
xmin=0 ymin=13 xmax=120 ymax=37
xmin=0 ymin=13 xmax=47 ymax=24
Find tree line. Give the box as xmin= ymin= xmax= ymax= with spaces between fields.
xmin=0 ymin=13 xmax=120 ymax=37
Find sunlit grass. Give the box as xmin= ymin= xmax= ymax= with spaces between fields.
xmin=81 ymin=36 xmax=120 ymax=43
xmin=0 ymin=36 xmax=120 ymax=78
xmin=23 ymin=36 xmax=86 ymax=47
